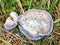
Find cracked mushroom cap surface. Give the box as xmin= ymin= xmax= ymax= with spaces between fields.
xmin=18 ymin=9 xmax=53 ymax=40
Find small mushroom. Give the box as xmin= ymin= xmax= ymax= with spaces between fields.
xmin=10 ymin=12 xmax=18 ymax=22
xmin=4 ymin=12 xmax=18 ymax=30
xmin=18 ymin=9 xmax=53 ymax=40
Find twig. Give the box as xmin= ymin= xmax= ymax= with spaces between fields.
xmin=53 ymin=18 xmax=60 ymax=24
xmin=16 ymin=0 xmax=24 ymax=14
xmin=0 ymin=37 xmax=12 ymax=45
xmin=1 ymin=28 xmax=19 ymax=39
xmin=54 ymin=32 xmax=60 ymax=35
xmin=47 ymin=0 xmax=50 ymax=9
xmin=0 ymin=27 xmax=27 ymax=43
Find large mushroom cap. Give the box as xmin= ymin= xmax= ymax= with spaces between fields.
xmin=4 ymin=12 xmax=18 ymax=30
xmin=18 ymin=9 xmax=53 ymax=40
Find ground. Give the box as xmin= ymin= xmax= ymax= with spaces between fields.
xmin=0 ymin=0 xmax=60 ymax=45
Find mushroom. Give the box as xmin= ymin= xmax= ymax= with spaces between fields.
xmin=18 ymin=9 xmax=53 ymax=40
xmin=4 ymin=12 xmax=18 ymax=30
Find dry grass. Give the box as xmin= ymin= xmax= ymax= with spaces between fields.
xmin=0 ymin=0 xmax=60 ymax=45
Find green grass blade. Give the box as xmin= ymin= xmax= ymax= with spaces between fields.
xmin=39 ymin=0 xmax=45 ymax=9
xmin=47 ymin=0 xmax=58 ymax=13
xmin=37 ymin=40 xmax=41 ymax=45
xmin=28 ymin=0 xmax=32 ymax=9
xmin=39 ymin=0 xmax=49 ymax=10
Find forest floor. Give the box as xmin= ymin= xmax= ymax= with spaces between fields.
xmin=0 ymin=0 xmax=60 ymax=45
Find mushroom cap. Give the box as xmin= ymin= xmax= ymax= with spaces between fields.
xmin=10 ymin=12 xmax=18 ymax=22
xmin=18 ymin=25 xmax=42 ymax=40
xmin=18 ymin=9 xmax=53 ymax=40
xmin=4 ymin=17 xmax=17 ymax=30
xmin=4 ymin=12 xmax=18 ymax=30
